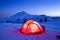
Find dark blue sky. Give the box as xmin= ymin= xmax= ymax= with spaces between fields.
xmin=0 ymin=0 xmax=60 ymax=17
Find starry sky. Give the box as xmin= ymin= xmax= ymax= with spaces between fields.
xmin=0 ymin=0 xmax=60 ymax=17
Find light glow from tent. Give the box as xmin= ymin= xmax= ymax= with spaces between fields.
xmin=20 ymin=20 xmax=45 ymax=34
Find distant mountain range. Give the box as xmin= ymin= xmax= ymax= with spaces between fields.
xmin=0 ymin=11 xmax=53 ymax=23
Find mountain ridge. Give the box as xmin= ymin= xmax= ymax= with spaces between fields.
xmin=0 ymin=11 xmax=52 ymax=23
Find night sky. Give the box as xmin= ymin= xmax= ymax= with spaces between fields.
xmin=0 ymin=0 xmax=60 ymax=17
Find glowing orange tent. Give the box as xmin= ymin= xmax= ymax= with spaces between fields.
xmin=20 ymin=20 xmax=45 ymax=34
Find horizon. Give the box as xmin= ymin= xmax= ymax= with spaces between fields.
xmin=0 ymin=11 xmax=60 ymax=18
xmin=0 ymin=0 xmax=60 ymax=17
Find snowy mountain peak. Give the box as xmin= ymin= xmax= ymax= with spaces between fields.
xmin=13 ymin=11 xmax=30 ymax=16
xmin=0 ymin=11 xmax=52 ymax=23
xmin=10 ymin=11 xmax=30 ymax=18
xmin=20 ymin=11 xmax=27 ymax=13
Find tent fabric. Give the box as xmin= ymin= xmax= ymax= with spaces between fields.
xmin=20 ymin=20 xmax=45 ymax=34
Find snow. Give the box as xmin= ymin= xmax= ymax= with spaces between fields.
xmin=0 ymin=11 xmax=52 ymax=23
xmin=0 ymin=11 xmax=60 ymax=40
xmin=0 ymin=21 xmax=60 ymax=40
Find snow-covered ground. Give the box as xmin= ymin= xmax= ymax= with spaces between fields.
xmin=0 ymin=21 xmax=60 ymax=40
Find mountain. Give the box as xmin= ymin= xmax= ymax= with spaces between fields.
xmin=7 ymin=11 xmax=33 ymax=23
xmin=0 ymin=11 xmax=52 ymax=23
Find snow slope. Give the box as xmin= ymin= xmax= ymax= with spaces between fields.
xmin=0 ymin=21 xmax=60 ymax=40
xmin=0 ymin=11 xmax=60 ymax=40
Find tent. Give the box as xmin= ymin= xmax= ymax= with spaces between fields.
xmin=20 ymin=20 xmax=45 ymax=34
